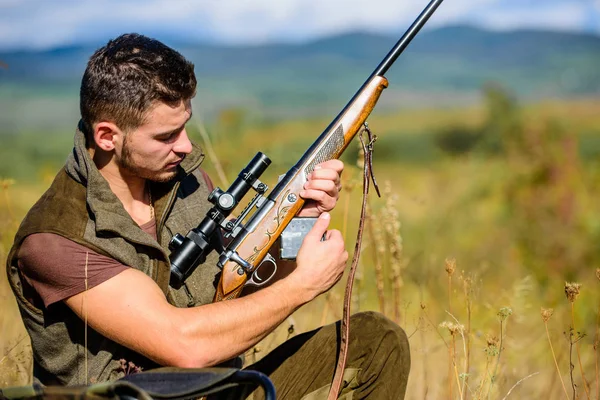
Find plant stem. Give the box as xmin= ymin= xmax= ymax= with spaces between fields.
xmin=452 ymin=352 xmax=464 ymax=400
xmin=3 ymin=184 xmax=15 ymax=221
xmin=419 ymin=291 xmax=429 ymax=399
xmin=464 ymin=287 xmax=472 ymax=400
xmin=500 ymin=372 xmax=540 ymax=400
xmin=594 ymin=307 xmax=600 ymax=400
xmin=478 ymin=358 xmax=491 ymax=400
xmin=571 ymin=302 xmax=591 ymax=399
xmin=488 ymin=320 xmax=505 ymax=399
xmin=193 ymin=117 xmax=230 ymax=188
xmin=0 ymin=335 xmax=27 ymax=366
xmin=449 ymin=336 xmax=454 ymax=400
xmin=366 ymin=201 xmax=385 ymax=315
xmin=569 ymin=327 xmax=576 ymax=400
xmin=448 ymin=275 xmax=453 ymax=400
xmin=544 ymin=321 xmax=570 ymax=400
xmin=448 ymin=274 xmax=452 ymax=315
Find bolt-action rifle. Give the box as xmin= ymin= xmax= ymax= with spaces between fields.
xmin=167 ymin=0 xmax=445 ymax=302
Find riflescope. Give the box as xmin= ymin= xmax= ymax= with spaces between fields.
xmin=169 ymin=152 xmax=271 ymax=289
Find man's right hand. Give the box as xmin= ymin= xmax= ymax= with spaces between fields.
xmin=291 ymin=212 xmax=349 ymax=301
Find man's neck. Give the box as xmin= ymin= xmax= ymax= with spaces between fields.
xmin=95 ymin=157 xmax=152 ymax=225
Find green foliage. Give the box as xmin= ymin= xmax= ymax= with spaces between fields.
xmin=367 ymin=131 xmax=440 ymax=164
xmin=0 ymin=131 xmax=72 ymax=182
xmin=432 ymin=83 xmax=521 ymax=157
xmin=434 ymin=126 xmax=481 ymax=155
xmin=503 ymin=118 xmax=589 ymax=282
xmin=478 ymin=83 xmax=523 ymax=154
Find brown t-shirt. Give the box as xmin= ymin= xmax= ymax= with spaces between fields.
xmin=18 ymin=219 xmax=157 ymax=308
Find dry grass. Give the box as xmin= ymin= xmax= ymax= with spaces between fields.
xmin=0 ymin=181 xmax=36 ymax=386
xmin=1 ymin=98 xmax=600 ymax=400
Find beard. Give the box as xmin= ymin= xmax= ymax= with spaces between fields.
xmin=119 ymin=137 xmax=179 ymax=183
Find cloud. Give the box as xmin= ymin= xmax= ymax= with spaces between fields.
xmin=471 ymin=1 xmax=590 ymax=31
xmin=0 ymin=0 xmax=596 ymax=50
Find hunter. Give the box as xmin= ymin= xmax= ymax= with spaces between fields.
xmin=7 ymin=33 xmax=410 ymax=399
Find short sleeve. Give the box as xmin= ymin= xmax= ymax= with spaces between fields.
xmin=18 ymin=233 xmax=128 ymax=307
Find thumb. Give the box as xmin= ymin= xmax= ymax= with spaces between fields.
xmin=304 ymin=212 xmax=330 ymax=243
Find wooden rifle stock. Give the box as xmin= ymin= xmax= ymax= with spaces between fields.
xmin=214 ymin=76 xmax=388 ymax=301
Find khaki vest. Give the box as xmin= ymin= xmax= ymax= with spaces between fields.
xmin=7 ymin=126 xmax=222 ymax=385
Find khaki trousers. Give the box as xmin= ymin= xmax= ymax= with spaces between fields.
xmin=235 ymin=311 xmax=411 ymax=400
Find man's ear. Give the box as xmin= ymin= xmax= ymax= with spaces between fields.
xmin=94 ymin=122 xmax=123 ymax=152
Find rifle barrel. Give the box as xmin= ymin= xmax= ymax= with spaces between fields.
xmin=291 ymin=0 xmax=445 ymax=175
xmin=373 ymin=0 xmax=445 ymax=77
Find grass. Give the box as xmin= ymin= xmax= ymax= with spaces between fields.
xmin=0 ymin=180 xmax=36 ymax=386
xmin=1 ymin=96 xmax=600 ymax=399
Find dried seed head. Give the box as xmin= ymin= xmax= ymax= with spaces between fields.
xmin=420 ymin=303 xmax=426 ymax=310
xmin=439 ymin=321 xmax=464 ymax=336
xmin=564 ymin=282 xmax=582 ymax=303
xmin=540 ymin=308 xmax=553 ymax=323
xmin=486 ymin=334 xmax=500 ymax=348
xmin=445 ymin=258 xmax=456 ymax=276
xmin=439 ymin=321 xmax=451 ymax=330
xmin=485 ymin=334 xmax=500 ymax=356
xmin=1 ymin=178 xmax=15 ymax=190
xmin=497 ymin=307 xmax=513 ymax=321
xmin=596 ymin=269 xmax=600 ymax=282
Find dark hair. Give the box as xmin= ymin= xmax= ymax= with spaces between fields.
xmin=80 ymin=33 xmax=196 ymax=136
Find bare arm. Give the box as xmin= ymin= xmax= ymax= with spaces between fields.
xmin=65 ymin=212 xmax=347 ymax=368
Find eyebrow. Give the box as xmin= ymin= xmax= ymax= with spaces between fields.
xmin=155 ymin=110 xmax=193 ymax=138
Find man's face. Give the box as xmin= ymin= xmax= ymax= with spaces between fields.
xmin=117 ymin=100 xmax=193 ymax=182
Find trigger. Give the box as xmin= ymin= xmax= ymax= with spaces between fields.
xmin=245 ymin=253 xmax=277 ymax=287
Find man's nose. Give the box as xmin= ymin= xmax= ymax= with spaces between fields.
xmin=174 ymin=128 xmax=193 ymax=154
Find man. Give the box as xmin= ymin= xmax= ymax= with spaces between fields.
xmin=7 ymin=33 xmax=410 ymax=399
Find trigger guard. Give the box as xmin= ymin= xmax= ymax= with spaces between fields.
xmin=245 ymin=254 xmax=277 ymax=287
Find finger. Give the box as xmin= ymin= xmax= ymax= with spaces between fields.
xmin=305 ymin=212 xmax=331 ymax=242
xmin=326 ymin=229 xmax=344 ymax=243
xmin=342 ymin=251 xmax=349 ymax=263
xmin=315 ymin=160 xmax=344 ymax=174
xmin=308 ymin=168 xmax=341 ymax=183
xmin=303 ymin=179 xmax=337 ymax=195
xmin=300 ymin=189 xmax=336 ymax=210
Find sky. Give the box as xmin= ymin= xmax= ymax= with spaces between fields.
xmin=0 ymin=0 xmax=599 ymax=50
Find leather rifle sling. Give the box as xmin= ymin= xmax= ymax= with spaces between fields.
xmin=327 ymin=124 xmax=380 ymax=400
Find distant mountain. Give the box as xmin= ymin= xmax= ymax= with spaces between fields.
xmin=1 ymin=25 xmax=599 ymax=125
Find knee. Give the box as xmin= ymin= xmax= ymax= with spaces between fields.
xmin=350 ymin=311 xmax=410 ymax=362
xmin=350 ymin=311 xmax=406 ymax=339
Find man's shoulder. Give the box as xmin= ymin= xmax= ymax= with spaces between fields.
xmin=18 ymin=168 xmax=88 ymax=240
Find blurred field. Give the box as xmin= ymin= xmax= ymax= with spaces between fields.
xmin=1 ymin=89 xmax=600 ymax=399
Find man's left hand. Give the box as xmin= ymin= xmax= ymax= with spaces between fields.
xmin=297 ymin=160 xmax=344 ymax=217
